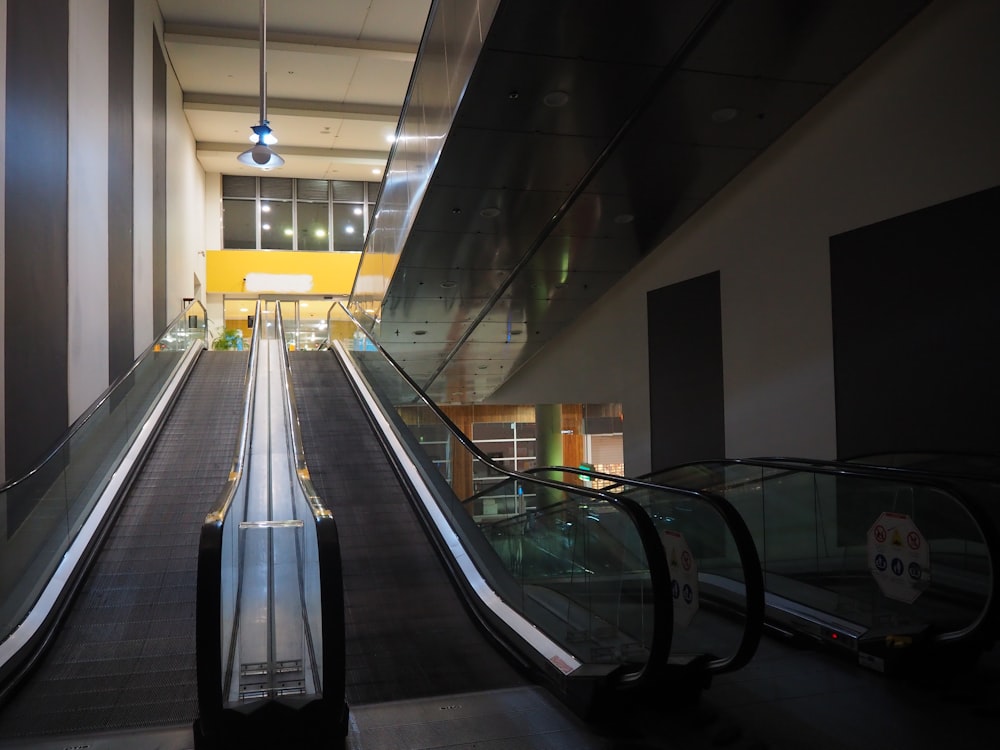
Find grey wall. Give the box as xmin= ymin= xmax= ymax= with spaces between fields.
xmin=108 ymin=0 xmax=134 ymax=382
xmin=830 ymin=185 xmax=1000 ymax=458
xmin=4 ymin=0 xmax=69 ymax=478
xmin=647 ymin=272 xmax=725 ymax=468
xmin=152 ymin=26 xmax=167 ymax=336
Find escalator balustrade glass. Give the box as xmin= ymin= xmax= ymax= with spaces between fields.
xmin=0 ymin=303 xmax=207 ymax=679
xmin=529 ymin=468 xmax=763 ymax=674
xmin=325 ymin=302 xmax=672 ymax=691
xmin=648 ymin=461 xmax=996 ymax=651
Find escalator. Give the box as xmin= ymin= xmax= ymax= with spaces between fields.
xmin=0 ymin=305 xmax=246 ymax=745
xmin=290 ymin=351 xmax=530 ymax=704
xmin=633 ymin=458 xmax=1000 ymax=673
xmin=310 ymin=303 xmax=764 ymax=718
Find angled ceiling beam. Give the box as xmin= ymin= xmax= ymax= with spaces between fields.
xmin=184 ymin=93 xmax=400 ymax=123
xmin=197 ymin=142 xmax=388 ymax=161
xmin=164 ymin=23 xmax=418 ymax=62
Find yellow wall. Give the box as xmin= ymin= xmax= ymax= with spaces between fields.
xmin=206 ymin=250 xmax=360 ymax=294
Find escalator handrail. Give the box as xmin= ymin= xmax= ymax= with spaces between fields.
xmin=0 ymin=300 xmax=208 ymax=494
xmin=768 ymin=453 xmax=1000 ymax=484
xmin=275 ymin=304 xmax=346 ymax=711
xmin=646 ymin=457 xmax=1000 ymax=647
xmin=327 ymin=302 xmax=675 ymax=689
xmin=196 ymin=301 xmax=262 ymax=727
xmin=526 ymin=465 xmax=764 ymax=675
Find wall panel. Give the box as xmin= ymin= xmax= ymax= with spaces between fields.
xmin=108 ymin=0 xmax=134 ymax=380
xmin=4 ymin=0 xmax=69 ymax=477
xmin=647 ymin=272 xmax=725 ymax=469
xmin=830 ymin=185 xmax=1000 ymax=457
xmin=152 ymin=26 xmax=166 ymax=334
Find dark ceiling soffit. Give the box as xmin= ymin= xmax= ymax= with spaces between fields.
xmin=415 ymin=0 xmax=735 ymax=394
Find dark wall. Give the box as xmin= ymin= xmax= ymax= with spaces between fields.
xmin=647 ymin=272 xmax=725 ymax=469
xmin=152 ymin=29 xmax=167 ymax=336
xmin=830 ymin=185 xmax=1000 ymax=458
xmin=109 ymin=0 xmax=135 ymax=381
xmin=4 ymin=0 xmax=69 ymax=478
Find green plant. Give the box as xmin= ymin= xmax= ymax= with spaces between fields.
xmin=212 ymin=328 xmax=244 ymax=350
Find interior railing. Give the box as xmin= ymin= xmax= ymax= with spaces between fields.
xmin=526 ymin=466 xmax=764 ymax=676
xmin=196 ymin=302 xmax=346 ymax=746
xmin=0 ymin=302 xmax=208 ymax=696
xmin=326 ymin=303 xmax=728 ymax=707
xmin=641 ymin=458 xmax=999 ymax=665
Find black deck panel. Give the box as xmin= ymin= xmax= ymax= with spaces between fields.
xmin=0 ymin=351 xmax=248 ymax=741
xmin=289 ymin=351 xmax=525 ymax=705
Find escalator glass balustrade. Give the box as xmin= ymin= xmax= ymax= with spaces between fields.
xmin=0 ymin=302 xmax=208 ymax=692
xmin=644 ymin=460 xmax=998 ymax=667
xmin=325 ymin=303 xmax=765 ymax=705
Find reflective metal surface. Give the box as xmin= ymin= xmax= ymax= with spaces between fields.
xmin=350 ymin=0 xmax=929 ymax=404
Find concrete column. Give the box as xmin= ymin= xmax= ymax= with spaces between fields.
xmin=535 ymin=403 xmax=564 ymax=509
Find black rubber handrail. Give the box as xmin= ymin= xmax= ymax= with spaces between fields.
xmin=275 ymin=304 xmax=347 ymax=733
xmin=326 ymin=302 xmax=675 ymax=691
xmin=195 ymin=301 xmax=262 ymax=739
xmin=526 ymin=465 xmax=765 ymax=676
xmin=644 ymin=457 xmax=1000 ymax=650
xmin=0 ymin=301 xmax=207 ymax=494
xmin=780 ymin=452 xmax=1000 ymax=483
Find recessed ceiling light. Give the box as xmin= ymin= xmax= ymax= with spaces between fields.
xmin=509 ymin=328 xmax=522 ymax=335
xmin=543 ymin=90 xmax=570 ymax=108
xmin=711 ymin=107 xmax=739 ymax=124
xmin=479 ymin=207 xmax=500 ymax=218
xmin=414 ymin=330 xmax=427 ymax=335
xmin=441 ymin=280 xmax=456 ymax=289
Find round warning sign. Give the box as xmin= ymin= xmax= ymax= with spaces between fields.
xmin=662 ymin=529 xmax=699 ymax=628
xmin=867 ymin=512 xmax=930 ymax=604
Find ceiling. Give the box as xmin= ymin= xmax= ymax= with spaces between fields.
xmin=159 ymin=0 xmax=432 ymax=181
xmin=160 ymin=0 xmax=931 ymax=404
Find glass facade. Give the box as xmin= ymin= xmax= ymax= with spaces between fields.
xmin=222 ymin=176 xmax=381 ymax=251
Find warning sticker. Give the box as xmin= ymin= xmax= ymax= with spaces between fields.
xmin=662 ymin=529 xmax=699 ymax=628
xmin=867 ymin=512 xmax=930 ymax=604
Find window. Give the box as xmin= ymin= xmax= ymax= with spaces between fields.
xmin=471 ymin=421 xmax=538 ymax=519
xmin=221 ymin=176 xmax=380 ymax=251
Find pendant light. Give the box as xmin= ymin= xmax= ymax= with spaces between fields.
xmin=237 ymin=0 xmax=284 ymax=169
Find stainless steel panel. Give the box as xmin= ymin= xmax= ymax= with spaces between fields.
xmin=351 ymin=0 xmax=931 ymax=404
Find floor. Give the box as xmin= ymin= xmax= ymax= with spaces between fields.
xmin=2 ymin=633 xmax=996 ymax=749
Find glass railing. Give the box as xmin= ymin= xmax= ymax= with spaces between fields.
xmin=644 ymin=459 xmax=998 ymax=659
xmin=325 ymin=303 xmax=675 ymax=696
xmin=527 ymin=467 xmax=764 ymax=676
xmin=348 ymin=0 xmax=501 ymax=332
xmin=196 ymin=302 xmax=346 ymax=745
xmin=0 ymin=302 xmax=208 ymax=686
